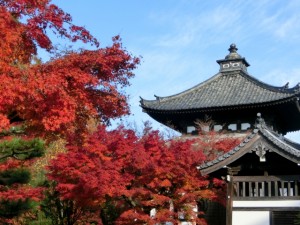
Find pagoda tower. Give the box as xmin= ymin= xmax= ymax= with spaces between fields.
xmin=140 ymin=44 xmax=300 ymax=225
xmin=140 ymin=44 xmax=300 ymax=135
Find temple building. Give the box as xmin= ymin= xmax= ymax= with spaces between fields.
xmin=140 ymin=44 xmax=300 ymax=225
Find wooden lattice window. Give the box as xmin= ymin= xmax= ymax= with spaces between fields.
xmin=271 ymin=211 xmax=299 ymax=225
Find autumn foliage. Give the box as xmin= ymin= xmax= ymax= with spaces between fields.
xmin=47 ymin=125 xmax=237 ymax=224
xmin=0 ymin=0 xmax=241 ymax=224
xmin=0 ymin=0 xmax=139 ymax=140
xmin=0 ymin=0 xmax=139 ymax=223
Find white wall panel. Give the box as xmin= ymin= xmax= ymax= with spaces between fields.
xmin=232 ymin=211 xmax=269 ymax=225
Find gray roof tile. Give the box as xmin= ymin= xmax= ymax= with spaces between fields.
xmin=141 ymin=71 xmax=300 ymax=111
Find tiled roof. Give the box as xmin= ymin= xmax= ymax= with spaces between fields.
xmin=141 ymin=70 xmax=300 ymax=112
xmin=198 ymin=129 xmax=258 ymax=171
xmin=198 ymin=116 xmax=300 ymax=175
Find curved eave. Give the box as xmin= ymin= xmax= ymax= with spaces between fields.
xmin=143 ymin=71 xmax=299 ymax=103
xmin=242 ymin=73 xmax=300 ymax=94
xmin=141 ymin=96 xmax=299 ymax=114
xmin=140 ymin=70 xmax=300 ymax=112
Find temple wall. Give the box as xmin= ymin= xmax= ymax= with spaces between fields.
xmin=233 ymin=211 xmax=269 ymax=225
xmin=232 ymin=200 xmax=300 ymax=225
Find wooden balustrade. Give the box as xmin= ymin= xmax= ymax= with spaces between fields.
xmin=232 ymin=175 xmax=300 ymax=199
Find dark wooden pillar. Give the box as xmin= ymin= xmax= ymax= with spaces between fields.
xmin=226 ymin=174 xmax=233 ymax=225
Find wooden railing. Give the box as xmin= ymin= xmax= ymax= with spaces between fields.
xmin=232 ymin=175 xmax=300 ymax=198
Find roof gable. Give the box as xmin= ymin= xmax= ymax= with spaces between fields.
xmin=198 ymin=116 xmax=300 ymax=175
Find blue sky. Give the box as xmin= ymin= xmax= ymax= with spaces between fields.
xmin=51 ymin=0 xmax=300 ymax=141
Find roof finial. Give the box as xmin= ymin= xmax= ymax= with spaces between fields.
xmin=229 ymin=43 xmax=238 ymax=53
xmin=225 ymin=43 xmax=241 ymax=60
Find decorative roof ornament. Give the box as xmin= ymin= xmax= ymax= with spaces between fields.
xmin=225 ymin=44 xmax=241 ymax=60
xmin=216 ymin=43 xmax=250 ymax=72
xmin=255 ymin=113 xmax=266 ymax=129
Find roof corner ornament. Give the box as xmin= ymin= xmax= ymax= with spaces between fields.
xmin=139 ymin=96 xmax=144 ymax=105
xmin=154 ymin=95 xmax=161 ymax=101
xmin=283 ymin=82 xmax=289 ymax=89
xmin=255 ymin=112 xmax=266 ymax=129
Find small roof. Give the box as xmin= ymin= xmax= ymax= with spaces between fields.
xmin=198 ymin=114 xmax=300 ymax=175
xmin=140 ymin=44 xmax=300 ymax=112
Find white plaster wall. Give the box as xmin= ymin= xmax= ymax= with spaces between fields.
xmin=232 ymin=211 xmax=269 ymax=225
xmin=232 ymin=200 xmax=300 ymax=225
xmin=233 ymin=200 xmax=300 ymax=207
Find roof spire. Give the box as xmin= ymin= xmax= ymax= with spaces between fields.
xmin=225 ymin=43 xmax=241 ymax=60
xmin=216 ymin=43 xmax=250 ymax=72
xmin=229 ymin=43 xmax=238 ymax=52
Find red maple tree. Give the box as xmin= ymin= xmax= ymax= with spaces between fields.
xmin=0 ymin=0 xmax=139 ymax=139
xmin=47 ymin=125 xmax=237 ymax=225
xmin=0 ymin=0 xmax=139 ymax=223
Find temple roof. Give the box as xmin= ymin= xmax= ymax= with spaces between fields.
xmin=141 ymin=71 xmax=300 ymax=112
xmin=140 ymin=44 xmax=300 ymax=113
xmin=198 ymin=114 xmax=300 ymax=175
